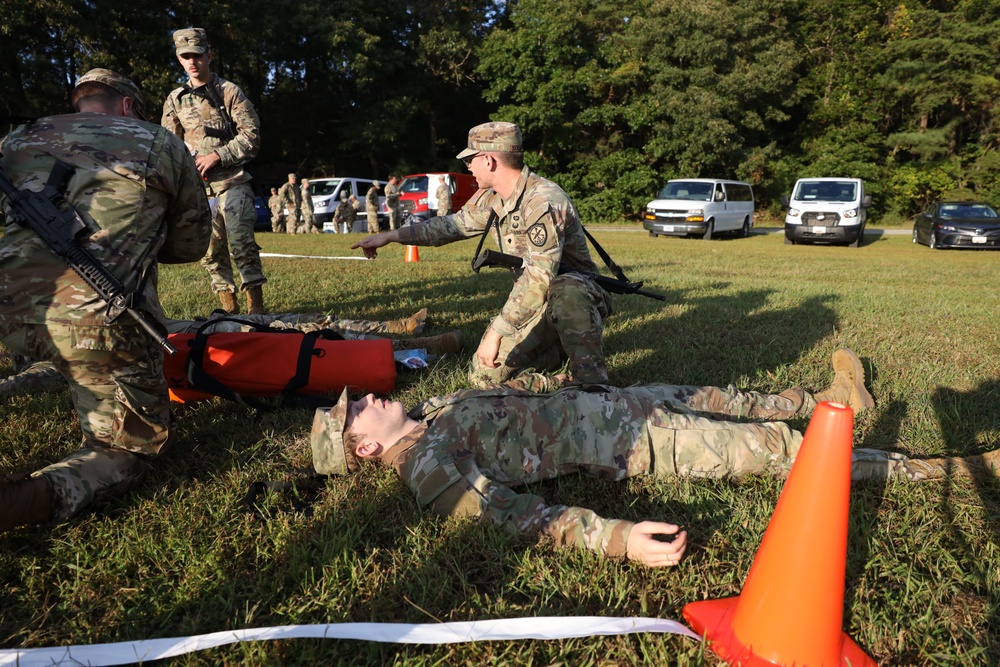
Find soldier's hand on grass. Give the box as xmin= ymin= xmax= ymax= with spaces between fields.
xmin=476 ymin=327 xmax=503 ymax=368
xmin=352 ymin=231 xmax=398 ymax=259
xmin=626 ymin=521 xmax=687 ymax=567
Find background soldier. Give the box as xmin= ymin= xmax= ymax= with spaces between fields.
xmin=0 ymin=69 xmax=211 ymax=534
xmin=300 ymin=178 xmax=317 ymax=233
xmin=279 ymin=172 xmax=302 ymax=234
xmin=268 ymin=186 xmax=285 ymax=233
xmin=384 ymin=175 xmax=401 ymax=230
xmin=435 ymin=175 xmax=452 ymax=216
xmin=354 ymin=122 xmax=611 ymax=392
xmin=366 ymin=180 xmax=381 ymax=233
xmin=161 ymin=27 xmax=266 ymax=315
xmin=333 ymin=191 xmax=356 ymax=232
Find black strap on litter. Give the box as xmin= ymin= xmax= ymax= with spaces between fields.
xmin=182 ymin=316 xmax=346 ymax=411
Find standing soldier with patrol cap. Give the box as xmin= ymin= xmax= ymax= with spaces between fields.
xmin=435 ymin=175 xmax=452 ymax=216
xmin=300 ymin=178 xmax=317 ymax=233
xmin=268 ymin=186 xmax=285 ymax=233
xmin=161 ymin=27 xmax=267 ymax=314
xmin=365 ymin=180 xmax=381 ymax=233
xmin=0 ymin=69 xmax=211 ymax=533
xmin=354 ymin=122 xmax=612 ymax=392
xmin=384 ymin=175 xmax=402 ymax=230
xmin=279 ymin=172 xmax=302 ymax=234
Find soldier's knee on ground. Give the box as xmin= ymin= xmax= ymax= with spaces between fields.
xmin=38 ymin=448 xmax=151 ymax=522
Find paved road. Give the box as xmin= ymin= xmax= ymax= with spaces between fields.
xmin=594 ymin=225 xmax=911 ymax=236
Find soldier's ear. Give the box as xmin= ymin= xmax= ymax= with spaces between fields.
xmin=356 ymin=441 xmax=381 ymax=458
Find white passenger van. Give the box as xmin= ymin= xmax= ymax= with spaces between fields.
xmin=307 ymin=177 xmax=383 ymax=229
xmin=643 ymin=179 xmax=755 ymax=240
xmin=781 ymin=177 xmax=871 ymax=247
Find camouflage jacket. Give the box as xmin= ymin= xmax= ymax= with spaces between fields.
xmin=0 ymin=113 xmax=211 ymax=327
xmin=161 ymin=75 xmax=260 ymax=196
xmin=278 ymin=181 xmax=301 ymax=212
xmin=268 ymin=194 xmax=283 ymax=217
xmin=300 ymin=185 xmax=314 ymax=216
xmin=389 ymin=385 xmax=656 ymax=558
xmin=398 ymin=166 xmax=603 ymax=337
xmin=384 ymin=182 xmax=400 ymax=209
xmin=366 ymin=185 xmax=379 ymax=212
xmin=334 ymin=200 xmax=356 ymax=224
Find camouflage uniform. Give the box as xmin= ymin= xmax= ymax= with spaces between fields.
xmin=279 ymin=178 xmax=302 ymax=234
xmin=333 ymin=197 xmax=356 ymax=231
xmin=384 ymin=179 xmax=401 ymax=230
xmin=435 ymin=178 xmax=452 ymax=217
xmin=300 ymin=181 xmax=316 ymax=233
xmin=366 ymin=182 xmax=380 ymax=233
xmin=161 ymin=74 xmax=264 ymax=294
xmin=399 ymin=158 xmax=611 ymax=392
xmin=0 ymin=111 xmax=211 ymax=522
xmin=384 ymin=384 xmax=976 ymax=559
xmin=268 ymin=191 xmax=285 ymax=232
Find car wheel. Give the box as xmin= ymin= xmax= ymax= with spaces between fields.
xmin=929 ymin=230 xmax=938 ymax=249
xmin=703 ymin=219 xmax=714 ymax=240
xmin=739 ymin=217 xmax=750 ymax=238
xmin=649 ymin=231 xmax=658 ymax=238
xmin=784 ymin=235 xmax=793 ymax=245
xmin=912 ymin=227 xmax=919 ymax=244
xmin=849 ymin=225 xmax=863 ymax=248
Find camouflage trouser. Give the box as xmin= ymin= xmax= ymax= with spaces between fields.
xmin=173 ymin=312 xmax=396 ymax=339
xmin=302 ymin=212 xmax=317 ymax=233
xmin=285 ymin=209 xmax=302 ymax=234
xmin=388 ymin=206 xmax=400 ymax=230
xmin=270 ymin=213 xmax=285 ymax=233
xmin=201 ymin=183 xmax=266 ymax=293
xmin=0 ymin=322 xmax=172 ymax=522
xmin=628 ymin=384 xmax=936 ymax=482
xmin=367 ymin=210 xmax=378 ymax=234
xmin=469 ymin=273 xmax=612 ymax=390
xmin=0 ymin=360 xmax=63 ymax=399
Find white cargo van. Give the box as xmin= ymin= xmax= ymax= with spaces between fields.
xmin=307 ymin=177 xmax=384 ymax=229
xmin=781 ymin=177 xmax=871 ymax=247
xmin=643 ymin=179 xmax=754 ymax=240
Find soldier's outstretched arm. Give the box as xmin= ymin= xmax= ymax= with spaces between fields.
xmin=625 ymin=521 xmax=687 ymax=567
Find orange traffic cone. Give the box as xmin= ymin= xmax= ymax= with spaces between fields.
xmin=683 ymin=402 xmax=877 ymax=666
xmin=404 ymin=245 xmax=420 ymax=262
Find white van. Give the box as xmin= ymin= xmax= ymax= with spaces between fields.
xmin=781 ymin=178 xmax=871 ymax=247
xmin=307 ymin=177 xmax=384 ymax=229
xmin=643 ymin=179 xmax=755 ymax=240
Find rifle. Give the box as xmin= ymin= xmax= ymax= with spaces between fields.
xmin=0 ymin=158 xmax=177 ymax=354
xmin=189 ymin=82 xmax=237 ymax=142
xmin=472 ymin=248 xmax=666 ymax=301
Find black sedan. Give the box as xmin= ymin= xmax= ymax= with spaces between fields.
xmin=913 ymin=201 xmax=1000 ymax=249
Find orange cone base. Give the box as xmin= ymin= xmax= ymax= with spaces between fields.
xmin=404 ymin=245 xmax=420 ymax=262
xmin=684 ymin=597 xmax=877 ymax=667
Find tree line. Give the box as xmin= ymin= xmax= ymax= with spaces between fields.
xmin=2 ymin=0 xmax=998 ymax=221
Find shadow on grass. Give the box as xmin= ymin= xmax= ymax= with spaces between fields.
xmin=932 ymin=380 xmax=1000 ymax=659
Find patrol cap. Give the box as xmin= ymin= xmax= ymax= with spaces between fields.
xmin=456 ymin=122 xmax=522 ymax=159
xmin=340 ymin=191 xmax=348 ymax=200
xmin=288 ymin=172 xmax=298 ymax=178
xmin=74 ymin=68 xmax=147 ymax=121
xmin=311 ymin=388 xmax=355 ymax=475
xmin=174 ymin=27 xmax=209 ymax=55
xmin=372 ymin=180 xmax=380 ymax=187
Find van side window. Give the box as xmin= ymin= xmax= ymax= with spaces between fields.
xmin=714 ymin=184 xmax=725 ymax=201
xmin=727 ymin=184 xmax=754 ymax=202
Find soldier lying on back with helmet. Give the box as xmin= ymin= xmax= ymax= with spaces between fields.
xmin=312 ymin=349 xmax=1000 ymax=567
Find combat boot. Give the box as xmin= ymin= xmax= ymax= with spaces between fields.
xmin=218 ymin=291 xmax=239 ymax=315
xmin=893 ymin=450 xmax=1000 ymax=481
xmin=386 ymin=308 xmax=428 ymax=335
xmin=813 ymin=348 xmax=875 ymax=413
xmin=246 ymin=286 xmax=266 ymax=315
xmin=0 ymin=474 xmax=54 ymax=534
xmin=394 ymin=329 xmax=464 ymax=355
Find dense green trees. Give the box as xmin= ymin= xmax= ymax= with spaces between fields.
xmin=3 ymin=0 xmax=999 ymax=220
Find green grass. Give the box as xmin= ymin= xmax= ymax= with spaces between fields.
xmin=2 ymin=229 xmax=999 ymax=665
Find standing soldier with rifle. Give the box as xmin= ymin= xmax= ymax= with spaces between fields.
xmin=0 ymin=69 xmax=211 ymax=534
xmin=354 ymin=122 xmax=617 ymax=392
xmin=162 ymin=27 xmax=267 ymax=315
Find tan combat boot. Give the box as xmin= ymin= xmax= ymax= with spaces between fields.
xmin=0 ymin=474 xmax=54 ymax=534
xmin=218 ymin=291 xmax=239 ymax=315
xmin=385 ymin=308 xmax=429 ymax=335
xmin=892 ymin=449 xmax=1000 ymax=481
xmin=814 ymin=348 xmax=875 ymax=413
xmin=246 ymin=286 xmax=266 ymax=315
xmin=394 ymin=329 xmax=464 ymax=355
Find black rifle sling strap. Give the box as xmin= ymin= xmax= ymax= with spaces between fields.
xmin=183 ymin=317 xmax=344 ymax=411
xmin=579 ymin=223 xmax=631 ymax=284
xmin=471 ymin=210 xmax=502 ymax=273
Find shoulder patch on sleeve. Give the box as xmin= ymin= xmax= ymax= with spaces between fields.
xmin=527 ymin=222 xmax=548 ymax=247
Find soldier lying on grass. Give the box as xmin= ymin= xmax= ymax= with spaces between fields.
xmin=312 ymin=349 xmax=1000 ymax=567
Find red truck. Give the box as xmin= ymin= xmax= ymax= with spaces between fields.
xmin=396 ymin=172 xmax=478 ymax=224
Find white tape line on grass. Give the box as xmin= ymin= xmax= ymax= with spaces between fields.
xmin=0 ymin=616 xmax=700 ymax=666
xmin=260 ymin=253 xmax=370 ymax=260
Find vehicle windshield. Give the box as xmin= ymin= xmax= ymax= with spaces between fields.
xmin=939 ymin=203 xmax=999 ymax=219
xmin=793 ymin=181 xmax=857 ymax=202
xmin=399 ymin=176 xmax=429 ymax=193
xmin=311 ymin=180 xmax=343 ymax=197
xmin=658 ymin=182 xmax=713 ymax=201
